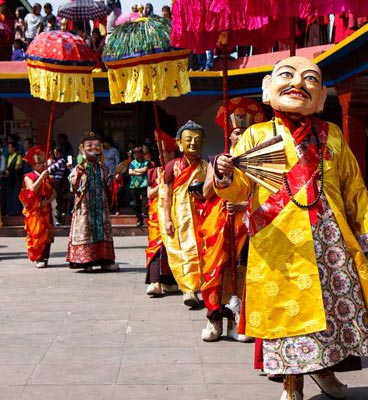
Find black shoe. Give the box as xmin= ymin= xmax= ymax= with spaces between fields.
xmin=136 ymin=220 xmax=143 ymax=227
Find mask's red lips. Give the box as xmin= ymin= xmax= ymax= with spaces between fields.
xmin=282 ymin=89 xmax=310 ymax=99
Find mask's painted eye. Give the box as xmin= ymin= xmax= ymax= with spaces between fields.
xmin=278 ymin=71 xmax=293 ymax=79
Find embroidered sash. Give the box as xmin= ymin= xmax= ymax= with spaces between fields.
xmin=245 ymin=120 xmax=328 ymax=236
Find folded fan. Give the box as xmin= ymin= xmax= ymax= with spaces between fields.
xmin=232 ymin=135 xmax=286 ymax=193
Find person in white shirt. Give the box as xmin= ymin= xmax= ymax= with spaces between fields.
xmin=24 ymin=3 xmax=43 ymax=46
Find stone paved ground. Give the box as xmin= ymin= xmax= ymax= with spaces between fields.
xmin=0 ymin=237 xmax=367 ymax=400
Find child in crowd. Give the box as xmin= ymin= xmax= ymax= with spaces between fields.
xmin=11 ymin=39 xmax=25 ymax=61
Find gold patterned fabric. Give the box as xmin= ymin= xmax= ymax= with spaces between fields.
xmin=27 ymin=64 xmax=94 ymax=103
xmin=106 ymin=50 xmax=190 ymax=104
xmin=216 ymin=119 xmax=368 ymax=339
xmin=165 ymin=158 xmax=207 ymax=293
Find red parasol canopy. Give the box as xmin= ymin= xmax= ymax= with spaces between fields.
xmin=25 ymin=31 xmax=97 ymax=156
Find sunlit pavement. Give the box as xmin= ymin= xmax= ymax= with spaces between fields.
xmin=0 ymin=237 xmax=366 ymax=400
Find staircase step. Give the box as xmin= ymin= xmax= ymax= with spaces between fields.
xmin=0 ymin=225 xmax=147 ymax=237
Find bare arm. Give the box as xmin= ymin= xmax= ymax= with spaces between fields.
xmin=203 ymin=162 xmax=215 ymax=200
xmin=164 ymin=182 xmax=174 ymax=237
xmin=147 ymin=184 xmax=159 ymax=200
xmin=24 ymin=170 xmax=49 ymax=193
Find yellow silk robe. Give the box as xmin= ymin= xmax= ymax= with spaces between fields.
xmin=166 ymin=158 xmax=208 ymax=293
xmin=216 ymin=118 xmax=368 ymax=339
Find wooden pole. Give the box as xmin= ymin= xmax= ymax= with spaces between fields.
xmin=45 ymin=100 xmax=55 ymax=158
xmin=153 ymin=102 xmax=165 ymax=168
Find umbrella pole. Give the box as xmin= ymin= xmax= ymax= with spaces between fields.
xmin=222 ymin=41 xmax=230 ymax=154
xmin=153 ymin=102 xmax=165 ymax=168
xmin=221 ymin=33 xmax=237 ymax=296
xmin=46 ymin=100 xmax=55 ymax=160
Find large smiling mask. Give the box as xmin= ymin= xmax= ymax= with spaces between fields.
xmin=262 ymin=56 xmax=328 ymax=116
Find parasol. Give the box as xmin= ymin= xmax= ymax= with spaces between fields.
xmin=102 ymin=13 xmax=191 ymax=167
xmin=57 ymin=0 xmax=111 ymax=21
xmin=114 ymin=12 xmax=140 ymax=26
xmin=25 ymin=30 xmax=97 ymax=156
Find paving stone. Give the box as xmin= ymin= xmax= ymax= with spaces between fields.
xmin=0 ymin=237 xmax=367 ymax=400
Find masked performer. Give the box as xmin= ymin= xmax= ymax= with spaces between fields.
xmin=145 ymin=131 xmax=178 ymax=296
xmin=164 ymin=120 xmax=207 ymax=307
xmin=19 ymin=145 xmax=55 ymax=268
xmin=67 ymin=131 xmax=118 ymax=272
xmin=214 ymin=56 xmax=368 ymax=400
xmin=200 ymin=97 xmax=267 ymax=342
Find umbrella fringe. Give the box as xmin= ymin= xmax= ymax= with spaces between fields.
xmin=103 ymin=17 xmax=172 ymax=61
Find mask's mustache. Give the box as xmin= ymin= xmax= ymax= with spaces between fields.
xmin=281 ymin=86 xmax=311 ymax=99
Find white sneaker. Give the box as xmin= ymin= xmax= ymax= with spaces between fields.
xmin=183 ymin=291 xmax=200 ymax=307
xmin=146 ymin=282 xmax=162 ymax=296
xmin=101 ymin=264 xmax=119 ymax=271
xmin=310 ymin=371 xmax=348 ymax=399
xmin=35 ymin=261 xmax=46 ymax=268
xmin=227 ymin=318 xmax=254 ymax=342
xmin=280 ymin=390 xmax=303 ymax=400
xmin=201 ymin=319 xmax=223 ymax=341
xmin=161 ymin=283 xmax=179 ymax=293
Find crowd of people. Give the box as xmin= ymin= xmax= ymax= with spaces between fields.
xmin=0 ymin=1 xmax=173 ymax=65
xmin=1 ymin=1 xmax=366 ymax=71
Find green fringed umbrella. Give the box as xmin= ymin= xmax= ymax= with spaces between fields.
xmin=102 ymin=16 xmax=190 ymax=104
xmin=102 ymin=15 xmax=191 ymax=166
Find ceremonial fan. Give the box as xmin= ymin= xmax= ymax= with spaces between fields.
xmin=232 ymin=134 xmax=287 ymax=194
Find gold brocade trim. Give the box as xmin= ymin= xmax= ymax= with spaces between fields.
xmin=27 ymin=67 xmax=94 ymax=103
xmin=26 ymin=59 xmax=95 ymax=73
xmin=107 ymin=56 xmax=191 ymax=104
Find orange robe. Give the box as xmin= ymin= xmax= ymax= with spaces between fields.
xmin=199 ymin=196 xmax=247 ymax=312
xmin=19 ymin=172 xmax=53 ymax=262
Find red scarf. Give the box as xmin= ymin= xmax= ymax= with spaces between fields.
xmin=274 ymin=110 xmax=312 ymax=145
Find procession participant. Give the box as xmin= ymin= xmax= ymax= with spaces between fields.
xmin=164 ymin=120 xmax=207 ymax=307
xmin=200 ymin=97 xmax=267 ymax=342
xmin=66 ymin=131 xmax=118 ymax=272
xmin=214 ymin=56 xmax=368 ymax=400
xmin=146 ymin=131 xmax=178 ymax=296
xmin=19 ymin=145 xmax=55 ymax=268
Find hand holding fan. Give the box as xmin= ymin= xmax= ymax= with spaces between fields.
xmin=232 ymin=135 xmax=287 ymax=193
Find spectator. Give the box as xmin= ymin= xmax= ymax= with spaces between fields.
xmin=75 ymin=24 xmax=91 ymax=47
xmin=0 ymin=139 xmax=5 ymax=218
xmin=198 ymin=49 xmax=214 ymax=71
xmin=14 ymin=6 xmax=26 ymax=44
xmin=3 ymin=141 xmax=23 ymax=216
xmin=144 ymin=3 xmax=154 ymax=17
xmin=11 ymin=39 xmax=26 ymax=61
xmin=91 ymin=27 xmax=105 ymax=67
xmin=24 ymin=3 xmax=43 ymax=46
xmin=23 ymin=137 xmax=34 ymax=173
xmin=128 ymin=146 xmax=150 ymax=226
xmin=102 ymin=138 xmax=120 ymax=175
xmin=161 ymin=5 xmax=171 ymax=19
xmin=47 ymin=147 xmax=67 ymax=225
xmin=44 ymin=14 xmax=58 ymax=32
xmin=106 ymin=0 xmax=121 ymax=42
xmin=56 ymin=133 xmax=73 ymax=162
xmin=43 ymin=3 xmax=58 ymax=30
xmin=0 ymin=0 xmax=14 ymax=61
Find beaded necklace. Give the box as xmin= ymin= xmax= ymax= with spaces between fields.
xmin=272 ymin=119 xmax=324 ymax=209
